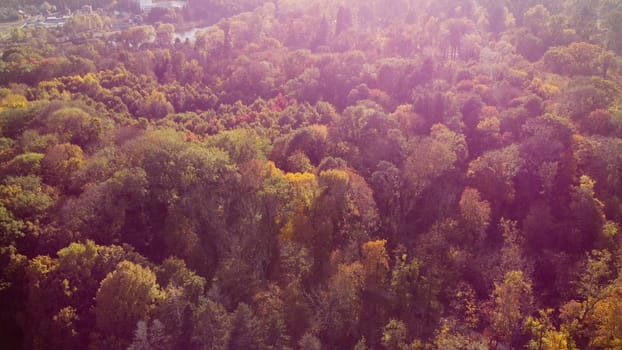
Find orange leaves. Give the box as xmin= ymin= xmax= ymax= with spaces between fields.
xmin=361 ymin=240 xmax=389 ymax=288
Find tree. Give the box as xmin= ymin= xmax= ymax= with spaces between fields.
xmin=192 ymin=300 xmax=231 ymax=350
xmin=156 ymin=257 xmax=205 ymax=305
xmin=525 ymin=309 xmax=572 ymax=350
xmin=403 ymin=124 xmax=466 ymax=202
xmin=154 ymin=259 xmax=206 ymax=346
xmin=442 ymin=18 xmax=475 ymax=60
xmin=561 ymin=77 xmax=618 ymax=121
xmin=458 ymin=187 xmax=491 ymax=245
xmin=490 ymin=270 xmax=534 ymax=347
xmin=156 ymin=23 xmax=175 ymax=47
xmin=139 ymin=90 xmax=174 ymax=119
xmin=299 ymin=332 xmax=322 ymax=350
xmin=46 ymin=107 xmax=105 ymax=149
xmin=588 ymin=275 xmax=622 ymax=348
xmin=381 ymin=319 xmax=408 ymax=350
xmin=41 ymin=143 xmax=85 ymax=190
xmin=371 ymin=161 xmax=402 ymax=237
xmin=95 ymin=261 xmax=161 ymax=349
xmin=603 ymin=9 xmax=622 ymax=54
xmin=122 ymin=25 xmax=155 ymax=48
xmin=336 ymin=6 xmax=353 ymax=35
xmin=498 ymin=219 xmax=529 ymax=279
xmin=569 ymin=176 xmax=606 ymax=252
xmin=4 ymin=152 xmax=44 ymax=177
xmin=127 ymin=319 xmax=170 ymax=350
xmin=0 ymin=175 xmax=53 ymax=220
xmin=361 ymin=240 xmax=390 ymax=289
xmin=467 ymin=144 xmax=523 ymax=206
xmin=317 ymin=262 xmax=364 ymax=347
xmin=353 ymin=337 xmax=371 ymax=350
xmin=0 ymin=205 xmax=24 ymax=246
xmin=433 ymin=318 xmax=488 ymax=350
xmin=284 ymin=124 xmax=328 ymax=166
xmin=228 ymin=303 xmax=266 ymax=350
xmin=252 ymin=286 xmax=291 ymax=350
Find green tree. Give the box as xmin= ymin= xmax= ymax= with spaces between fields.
xmin=3 ymin=152 xmax=44 ymax=177
xmin=569 ymin=176 xmax=606 ymax=252
xmin=46 ymin=107 xmax=105 ymax=149
xmin=139 ymin=90 xmax=174 ymax=119
xmin=95 ymin=261 xmax=161 ymax=349
xmin=0 ymin=175 xmax=53 ymax=220
xmin=0 ymin=205 xmax=24 ymax=245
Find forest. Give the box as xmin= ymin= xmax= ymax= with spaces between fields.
xmin=1 ymin=0 xmax=622 ymax=349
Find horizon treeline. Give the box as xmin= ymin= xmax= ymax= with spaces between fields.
xmin=1 ymin=0 xmax=622 ymax=349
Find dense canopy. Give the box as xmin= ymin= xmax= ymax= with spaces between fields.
xmin=1 ymin=0 xmax=622 ymax=349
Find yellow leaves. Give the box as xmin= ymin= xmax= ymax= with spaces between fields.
xmin=0 ymin=88 xmax=27 ymax=109
xmin=285 ymin=171 xmax=318 ymax=208
xmin=279 ymin=219 xmax=296 ymax=241
xmin=285 ymin=171 xmax=315 ymax=184
xmin=61 ymin=278 xmax=76 ymax=297
xmin=602 ymin=221 xmax=618 ymax=238
xmin=530 ymin=76 xmax=562 ymax=99
xmin=588 ymin=277 xmax=622 ymax=348
xmin=308 ymin=123 xmax=328 ymax=140
xmin=491 ymin=270 xmax=534 ymax=343
xmin=333 ymin=261 xmax=365 ymax=291
xmin=525 ymin=309 xmax=572 ymax=350
xmin=542 ymin=330 xmax=570 ymax=350
xmin=52 ymin=306 xmax=79 ymax=338
xmin=27 ymin=255 xmax=58 ymax=277
xmin=52 ymin=306 xmax=78 ymax=325
xmin=319 ymin=169 xmax=349 ymax=192
xmin=1 ymin=94 xmax=27 ymax=109
xmin=57 ymin=240 xmax=99 ymax=273
xmin=279 ymin=171 xmax=318 ymax=241
xmin=578 ymin=175 xmax=596 ymax=193
xmin=259 ymin=160 xmax=284 ymax=179
xmin=0 ymin=183 xmax=21 ymax=202
xmin=477 ymin=115 xmax=500 ymax=134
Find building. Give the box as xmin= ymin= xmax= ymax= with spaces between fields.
xmin=138 ymin=0 xmax=187 ymax=13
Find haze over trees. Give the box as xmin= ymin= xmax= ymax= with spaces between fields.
xmin=1 ymin=0 xmax=622 ymax=349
